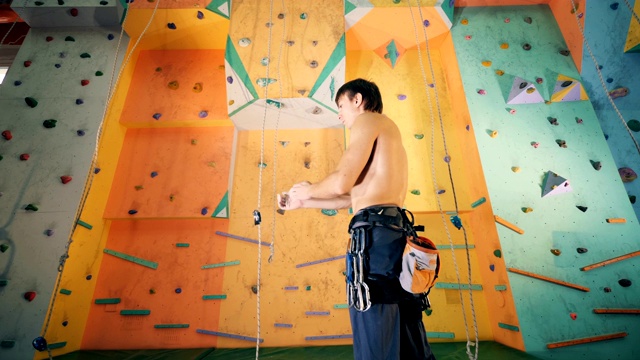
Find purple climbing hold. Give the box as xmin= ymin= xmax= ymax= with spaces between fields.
xmin=45 ymin=229 xmax=54 ymax=236
xmin=94 ymin=168 xmax=101 ymax=174
xmin=77 ymin=130 xmax=85 ymax=136
xmin=227 ymin=76 xmax=233 ymax=84
xmin=199 ymin=111 xmax=208 ymax=118
xmin=444 ymin=155 xmax=451 ymax=163
xmin=76 ymin=99 xmax=84 ymax=105
xmin=153 ymin=113 xmax=162 ymax=120
xmin=151 ymin=171 xmax=158 ymax=178
xmin=423 ymin=20 xmax=430 ymax=27
xmin=397 ymin=94 xmax=407 ymax=100
xmin=489 ymin=264 xmax=495 ymax=271
xmin=167 ymin=23 xmax=177 ymax=30
xmin=128 ymin=209 xmax=138 ymax=215
xmin=107 ymin=34 xmax=115 ymax=40
xmin=201 ymin=207 xmax=208 ymax=216
xmin=197 ymin=11 xmax=204 ymax=19
xmin=619 ymin=167 xmax=637 ymax=182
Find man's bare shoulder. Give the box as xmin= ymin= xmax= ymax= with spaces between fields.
xmin=354 ymin=112 xmax=394 ymax=130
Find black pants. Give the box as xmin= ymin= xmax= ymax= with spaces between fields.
xmin=348 ymin=206 xmax=436 ymax=360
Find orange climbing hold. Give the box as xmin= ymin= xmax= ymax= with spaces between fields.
xmin=192 ymin=83 xmax=203 ymax=93
xmin=481 ymin=61 xmax=492 ymax=67
xmin=168 ymin=81 xmax=179 ymax=90
xmin=461 ymin=19 xmax=469 ymax=25
xmin=496 ymin=70 xmax=504 ymax=76
xmin=500 ymin=43 xmax=509 ymax=49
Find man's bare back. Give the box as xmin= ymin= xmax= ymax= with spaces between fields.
xmin=349 ymin=112 xmax=408 ymax=213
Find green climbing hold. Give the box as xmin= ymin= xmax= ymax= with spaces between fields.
xmin=0 ymin=155 xmax=3 ymax=161
xmin=80 ymin=53 xmax=91 ymax=58
xmin=305 ymin=286 xmax=311 ymax=291
xmin=60 ymin=289 xmax=72 ymax=295
xmin=424 ymin=308 xmax=433 ymax=316
xmin=258 ymin=162 xmax=267 ymax=168
xmin=65 ymin=36 xmax=75 ymax=42
xmin=630 ymin=195 xmax=636 ymax=204
xmin=414 ymin=134 xmax=424 ymax=140
xmin=0 ymin=244 xmax=9 ymax=253
xmin=493 ymin=249 xmax=502 ymax=258
xmin=43 ymin=119 xmax=58 ymax=128
xmin=0 ymin=279 xmax=7 ymax=287
xmin=0 ymin=340 xmax=15 ymax=349
xmin=256 ymin=78 xmax=277 ymax=87
xmin=410 ymin=189 xmax=421 ymax=195
xmin=300 ymin=13 xmax=308 ymax=20
xmin=95 ymin=71 xmax=104 ymax=76
xmin=25 ymin=97 xmax=38 ymax=108
xmin=321 ymin=209 xmax=338 ymax=216
xmin=628 ymin=119 xmax=640 ymax=132
xmin=25 ymin=204 xmax=39 ymax=211
xmin=34 ymin=1 xmax=44 ymax=5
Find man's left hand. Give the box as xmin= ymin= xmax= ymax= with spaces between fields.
xmin=290 ymin=182 xmax=312 ymax=200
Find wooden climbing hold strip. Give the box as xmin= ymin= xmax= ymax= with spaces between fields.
xmin=494 ymin=215 xmax=524 ymax=234
xmin=547 ymin=332 xmax=627 ymax=349
xmin=196 ymin=329 xmax=263 ymax=343
xmin=593 ymin=308 xmax=640 ymax=314
xmin=580 ymin=250 xmax=640 ymax=271
xmin=508 ymin=267 xmax=590 ymax=292
xmin=103 ymin=249 xmax=158 ymax=269
xmin=606 ymin=218 xmax=626 ymax=223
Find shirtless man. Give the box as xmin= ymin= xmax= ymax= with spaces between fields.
xmin=278 ymin=79 xmax=436 ymax=359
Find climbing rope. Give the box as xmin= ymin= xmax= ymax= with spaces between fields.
xmin=623 ymin=0 xmax=640 ymax=25
xmin=407 ymin=1 xmax=479 ymax=359
xmin=569 ymin=0 xmax=640 ymax=158
xmin=36 ymin=1 xmax=161 ymax=358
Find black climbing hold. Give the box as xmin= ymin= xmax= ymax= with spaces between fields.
xmin=253 ymin=210 xmax=262 ymax=225
xmin=630 ymin=195 xmax=636 ymax=204
xmin=604 ymin=287 xmax=612 ymax=293
xmin=576 ymin=247 xmax=588 ymax=254
xmin=14 ymin=80 xmax=22 ymax=86
xmin=519 ymin=82 xmax=528 ymax=89
xmin=561 ymin=80 xmax=573 ymax=87
xmin=43 ymin=119 xmax=58 ymax=128
xmin=128 ymin=210 xmax=138 ymax=215
xmin=576 ymin=206 xmax=588 ymax=212
xmin=62 ymin=321 xmax=68 ymax=327
xmin=627 ymin=119 xmax=640 ymax=132
xmin=108 ymin=34 xmax=115 ymax=40
xmin=76 ymin=99 xmax=84 ymax=105
xmin=86 ymin=274 xmax=92 ymax=280
xmin=548 ymin=117 xmax=558 ymax=125
xmin=522 ymin=43 xmax=531 ymax=51
xmin=618 ymin=279 xmax=631 ymax=287
xmin=25 ymin=97 xmax=38 ymax=108
xmin=524 ymin=16 xmax=532 ymax=24
xmin=100 ymin=0 xmax=108 ymax=5
xmin=559 ymin=50 xmax=570 ymax=56
xmin=80 ymin=53 xmax=91 ymax=59
xmin=95 ymin=71 xmax=104 ymax=76
xmin=556 ymin=139 xmax=567 ymax=148
xmin=251 ymin=285 xmax=258 ymax=294
xmin=591 ymin=160 xmax=602 ymax=170
xmin=25 ymin=204 xmax=39 ymax=211
xmin=610 ymin=3 xmax=619 ymax=10
xmin=278 ymin=13 xmax=285 ymax=19
xmin=32 ymin=337 xmax=47 ymax=351
xmin=65 ymin=36 xmax=75 ymax=42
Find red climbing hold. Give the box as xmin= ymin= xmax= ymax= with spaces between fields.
xmin=24 ymin=291 xmax=36 ymax=302
xmin=1 ymin=130 xmax=12 ymax=140
xmin=46 ymin=36 xmax=54 ymax=42
xmin=20 ymin=154 xmax=30 ymax=161
xmin=60 ymin=176 xmax=72 ymax=184
xmin=24 ymin=61 xmax=32 ymax=67
xmin=570 ymin=313 xmax=577 ymax=320
xmin=70 ymin=8 xmax=79 ymax=17
xmin=81 ymin=79 xmax=90 ymax=86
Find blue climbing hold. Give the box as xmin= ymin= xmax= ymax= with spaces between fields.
xmin=450 ymin=215 xmax=462 ymax=230
xmin=489 ymin=264 xmax=495 ymax=272
xmin=423 ymin=19 xmax=430 ymax=27
xmin=201 ymin=207 xmax=208 ymax=216
xmin=76 ymin=99 xmax=84 ymax=105
xmin=32 ymin=337 xmax=47 ymax=351
xmin=197 ymin=11 xmax=204 ymax=19
xmin=94 ymin=168 xmax=101 ymax=174
xmin=151 ymin=171 xmax=158 ymax=178
xmin=77 ymin=130 xmax=85 ymax=136
xmin=199 ymin=111 xmax=208 ymax=118
xmin=610 ymin=2 xmax=619 ymax=10
xmin=108 ymin=34 xmax=115 ymax=40
xmin=444 ymin=155 xmax=451 ymax=163
xmin=175 ymin=288 xmax=182 ymax=294
xmin=606 ymin=78 xmax=613 ymax=83
xmin=167 ymin=23 xmax=177 ymax=30
xmin=153 ymin=113 xmax=162 ymax=120
xmin=128 ymin=210 xmax=138 ymax=215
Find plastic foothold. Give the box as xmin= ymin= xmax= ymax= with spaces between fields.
xmin=309 ymin=60 xmax=318 ymax=68
xmin=300 ymin=12 xmax=308 ymax=20
xmin=531 ymin=142 xmax=539 ymax=148
xmin=414 ymin=134 xmax=424 ymax=139
xmin=150 ymin=288 xmax=156 ymax=294
xmin=61 ymin=176 xmax=72 ymax=184
xmin=65 ymin=36 xmax=75 ymax=42
xmin=591 ymin=160 xmax=602 ymax=170
xmin=96 ymin=71 xmax=104 ymax=76
xmin=252 ymin=285 xmax=258 ymax=294
xmin=86 ymin=274 xmax=93 ymax=280
xmin=76 ymin=99 xmax=84 ymax=105
xmin=619 ymin=167 xmax=637 ymax=182
xmin=191 ymin=139 xmax=198 ymax=145
xmin=192 ymin=83 xmax=203 ymax=93
xmin=20 ymin=154 xmax=30 ymax=161
xmin=606 ymin=78 xmax=614 ymax=83
xmin=524 ymin=17 xmax=532 ymax=24
xmin=630 ymin=195 xmax=636 ymax=204
xmin=410 ymin=189 xmax=421 ymax=195
xmin=312 ymin=40 xmax=318 ymax=46
xmin=258 ymin=162 xmax=267 ymax=169
xmin=280 ymin=141 xmax=289 ymax=147
xmin=397 ymin=94 xmax=407 ymax=100
xmin=169 ymin=195 xmax=175 ymax=202
xmin=43 ymin=119 xmax=58 ymax=128
xmin=461 ymin=19 xmax=468 ymax=25
xmin=493 ymin=249 xmax=502 ymax=258
xmin=14 ymin=80 xmax=22 ymax=86
xmin=168 ymin=81 xmax=179 ymax=90
xmin=304 ymin=161 xmax=311 ymax=169
xmin=201 ymin=207 xmax=208 ymax=216
xmin=304 ymin=142 xmax=311 ymax=147
xmin=465 ymin=35 xmax=472 ymax=40
xmin=610 ymin=2 xmax=619 ymax=10
xmin=481 ymin=61 xmax=492 ymax=67
xmin=150 ymin=171 xmax=158 ymax=178
xmin=81 ymin=79 xmax=90 ymax=86
xmin=238 ymin=38 xmax=251 ymax=47
xmin=80 ymin=53 xmax=91 ymax=59
xmin=24 ymin=291 xmax=36 ymax=301
xmin=604 ymin=287 xmax=611 ymax=293
xmin=0 ymin=244 xmax=9 ymax=252
xmin=207 ymin=161 xmax=216 ymax=167
xmin=500 ymin=43 xmax=509 ymax=49
xmin=100 ymin=0 xmax=108 ymax=5
xmin=134 ymin=185 xmax=144 ymax=191
xmin=62 ymin=321 xmax=68 ymax=327
xmin=490 ymin=130 xmax=498 ymax=138
xmin=522 ymin=43 xmax=531 ymax=51
xmin=512 ymin=166 xmax=520 ymax=173
xmin=175 ymin=288 xmax=182 ymax=294
xmin=556 ymin=139 xmax=567 ymax=148
xmin=278 ymin=13 xmax=285 ymax=19
xmin=226 ymin=76 xmax=233 ymax=84
xmin=576 ymin=206 xmax=588 ymax=212
xmin=197 ymin=11 xmax=204 ymax=19
xmin=25 ymin=97 xmax=39 ymax=108
xmin=287 ymin=40 xmax=295 ymax=46
xmin=152 ymin=113 xmax=161 ymax=120
xmin=618 ymin=279 xmax=631 ymax=287
xmin=167 ymin=23 xmax=177 ymax=30
xmin=423 ymin=19 xmax=430 ymax=27
xmin=549 ymin=118 xmax=558 ymax=125
xmin=559 ymin=50 xmax=570 ymax=56
xmin=128 ymin=210 xmax=138 ymax=215
xmin=321 ymin=209 xmax=338 ymax=216
xmin=70 ymin=8 xmax=79 ymax=17
xmin=522 ymin=207 xmax=533 ymax=213
xmin=107 ymin=34 xmax=115 ymax=40
xmin=444 ymin=155 xmax=451 ymax=163
xmin=55 ymin=63 xmax=63 ymax=69
xmin=570 ymin=313 xmax=577 ymax=320
xmin=32 ymin=336 xmax=47 ymax=351
xmin=489 ymin=264 xmax=495 ymax=271
xmin=509 ymin=109 xmax=516 ymax=115
xmin=46 ymin=36 xmax=54 ymax=42
xmin=437 ymin=189 xmax=446 ymax=195
xmin=504 ymin=17 xmax=510 ymax=23
xmin=199 ymin=111 xmax=208 ymax=118
xmin=24 ymin=60 xmax=32 ymax=67
xmin=550 ymin=249 xmax=561 ymax=256
xmin=477 ymin=89 xmax=486 ymax=95
xmin=1 ymin=130 xmax=12 ymax=140
xmin=576 ymin=247 xmax=588 ymax=254
xmin=45 ymin=229 xmax=55 ymax=236
xmin=609 ymin=87 xmax=629 ymax=99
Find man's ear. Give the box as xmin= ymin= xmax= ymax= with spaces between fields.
xmin=355 ymin=93 xmax=363 ymax=107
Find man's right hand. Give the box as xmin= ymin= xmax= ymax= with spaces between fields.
xmin=277 ymin=193 xmax=303 ymax=210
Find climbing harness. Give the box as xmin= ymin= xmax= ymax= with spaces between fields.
xmin=346 ymin=226 xmax=372 ymax=312
xmin=407 ymin=0 xmax=479 ymax=359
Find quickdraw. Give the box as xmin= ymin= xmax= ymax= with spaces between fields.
xmin=346 ymin=226 xmax=371 ymax=312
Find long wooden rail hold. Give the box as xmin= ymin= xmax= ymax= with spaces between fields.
xmin=507 ymin=267 xmax=590 ymax=292
xmin=547 ymin=332 xmax=627 ymax=349
xmin=494 ymin=215 xmax=524 ymax=234
xmin=580 ymin=250 xmax=640 ymax=271
xmin=593 ymin=308 xmax=640 ymax=314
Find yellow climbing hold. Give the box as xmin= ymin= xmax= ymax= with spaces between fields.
xmin=168 ymin=81 xmax=179 ymax=90
xmin=482 ymin=61 xmax=492 ymax=67
xmin=461 ymin=19 xmax=468 ymax=25
xmin=522 ymin=207 xmax=533 ymax=213
xmin=192 ymin=82 xmax=203 ymax=93
xmin=229 ymin=100 xmax=235 ymax=105
xmin=490 ymin=130 xmax=498 ymax=138
xmin=511 ymin=166 xmax=520 ymax=173
xmin=526 ymin=87 xmax=536 ymax=94
xmin=496 ymin=70 xmax=505 ymax=76
xmin=500 ymin=43 xmax=509 ymax=49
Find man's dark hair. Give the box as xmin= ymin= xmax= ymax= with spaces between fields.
xmin=335 ymin=78 xmax=383 ymax=114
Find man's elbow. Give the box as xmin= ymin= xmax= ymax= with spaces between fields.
xmin=335 ymin=177 xmax=353 ymax=196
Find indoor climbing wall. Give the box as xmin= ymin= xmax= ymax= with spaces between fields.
xmin=452 ymin=4 xmax=639 ymax=360
xmin=0 ymin=1 xmax=127 ymax=359
xmin=579 ymin=0 xmax=640 ymax=221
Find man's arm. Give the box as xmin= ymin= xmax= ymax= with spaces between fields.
xmin=292 ymin=114 xmax=379 ymax=199
xmin=302 ymin=195 xmax=352 ymax=210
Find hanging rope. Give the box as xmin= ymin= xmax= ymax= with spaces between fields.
xmin=37 ymin=1 xmax=161 ymax=358
xmin=623 ymin=0 xmax=640 ymax=24
xmin=407 ymin=1 xmax=479 ymax=359
xmin=569 ymin=0 xmax=640 ymax=157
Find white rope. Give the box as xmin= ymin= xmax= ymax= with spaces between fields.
xmin=623 ymin=0 xmax=640 ymax=25
xmin=37 ymin=1 xmax=160 ymax=359
xmin=407 ymin=1 xmax=479 ymax=359
xmin=569 ymin=0 xmax=640 ymax=156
